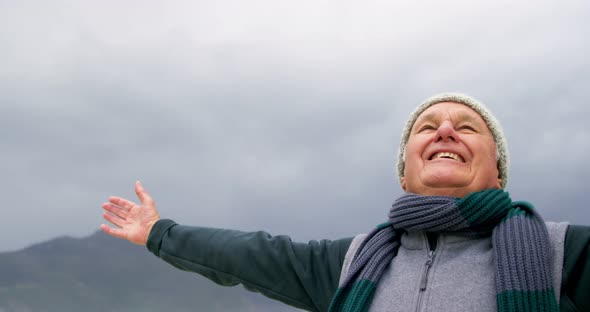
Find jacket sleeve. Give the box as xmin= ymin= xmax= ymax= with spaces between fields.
xmin=560 ymin=225 xmax=590 ymax=312
xmin=146 ymin=219 xmax=353 ymax=312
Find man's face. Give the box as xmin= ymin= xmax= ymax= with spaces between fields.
xmin=401 ymin=102 xmax=501 ymax=197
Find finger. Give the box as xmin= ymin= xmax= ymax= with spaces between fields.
xmin=102 ymin=202 xmax=128 ymax=219
xmin=135 ymin=180 xmax=154 ymax=205
xmin=103 ymin=211 xmax=126 ymax=228
xmin=100 ymin=224 xmax=127 ymax=240
xmin=108 ymin=196 xmax=136 ymax=211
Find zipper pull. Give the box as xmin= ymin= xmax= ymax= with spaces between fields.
xmin=419 ymin=250 xmax=436 ymax=291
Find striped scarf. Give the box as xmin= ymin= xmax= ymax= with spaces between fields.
xmin=328 ymin=189 xmax=557 ymax=312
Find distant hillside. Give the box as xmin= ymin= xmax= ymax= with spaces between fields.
xmin=0 ymin=231 xmax=302 ymax=312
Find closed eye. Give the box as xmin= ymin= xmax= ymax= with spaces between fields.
xmin=458 ymin=125 xmax=477 ymax=132
xmin=417 ymin=125 xmax=436 ymax=132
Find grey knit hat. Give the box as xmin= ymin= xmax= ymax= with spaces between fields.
xmin=397 ymin=93 xmax=510 ymax=188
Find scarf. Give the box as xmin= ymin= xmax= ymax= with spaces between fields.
xmin=328 ymin=189 xmax=557 ymax=312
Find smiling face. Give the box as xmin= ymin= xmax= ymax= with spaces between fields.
xmin=401 ymin=102 xmax=501 ymax=197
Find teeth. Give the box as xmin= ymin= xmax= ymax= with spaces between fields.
xmin=432 ymin=152 xmax=464 ymax=162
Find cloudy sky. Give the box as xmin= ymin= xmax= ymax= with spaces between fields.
xmin=1 ymin=0 xmax=589 ymax=252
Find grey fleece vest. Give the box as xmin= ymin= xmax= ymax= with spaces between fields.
xmin=339 ymin=222 xmax=569 ymax=312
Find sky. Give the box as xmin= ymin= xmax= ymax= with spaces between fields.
xmin=1 ymin=0 xmax=589 ymax=252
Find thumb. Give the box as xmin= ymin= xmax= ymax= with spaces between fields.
xmin=135 ymin=180 xmax=154 ymax=205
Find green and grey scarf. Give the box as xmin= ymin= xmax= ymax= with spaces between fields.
xmin=329 ymin=189 xmax=557 ymax=312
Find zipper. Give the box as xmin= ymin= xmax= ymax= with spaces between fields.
xmin=415 ymin=234 xmax=437 ymax=312
xmin=419 ymin=250 xmax=436 ymax=290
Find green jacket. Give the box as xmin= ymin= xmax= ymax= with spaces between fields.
xmin=147 ymin=220 xmax=590 ymax=311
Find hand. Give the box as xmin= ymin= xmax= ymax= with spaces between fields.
xmin=100 ymin=181 xmax=161 ymax=246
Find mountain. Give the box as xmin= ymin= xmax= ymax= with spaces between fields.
xmin=0 ymin=231 xmax=302 ymax=312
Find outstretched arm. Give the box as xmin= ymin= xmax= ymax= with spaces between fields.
xmin=100 ymin=181 xmax=161 ymax=245
xmin=100 ymin=181 xmax=353 ymax=311
xmin=147 ymin=220 xmax=353 ymax=311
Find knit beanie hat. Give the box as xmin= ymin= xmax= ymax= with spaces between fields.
xmin=397 ymin=93 xmax=510 ymax=188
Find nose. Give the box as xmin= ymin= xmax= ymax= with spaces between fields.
xmin=434 ymin=121 xmax=459 ymax=143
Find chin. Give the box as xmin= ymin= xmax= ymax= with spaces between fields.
xmin=412 ymin=186 xmax=471 ymax=197
xmin=423 ymin=172 xmax=469 ymax=187
xmin=404 ymin=180 xmax=469 ymax=197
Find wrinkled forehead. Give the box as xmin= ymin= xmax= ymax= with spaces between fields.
xmin=412 ymin=102 xmax=488 ymax=129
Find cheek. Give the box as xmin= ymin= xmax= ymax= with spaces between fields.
xmin=403 ymin=140 xmax=427 ymax=174
xmin=402 ymin=151 xmax=424 ymax=184
xmin=482 ymin=145 xmax=498 ymax=165
xmin=405 ymin=137 xmax=427 ymax=158
xmin=403 ymin=150 xmax=420 ymax=172
xmin=474 ymin=143 xmax=500 ymax=180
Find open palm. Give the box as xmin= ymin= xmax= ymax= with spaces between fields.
xmin=100 ymin=181 xmax=161 ymax=246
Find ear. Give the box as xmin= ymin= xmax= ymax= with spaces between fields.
xmin=495 ymin=178 xmax=502 ymax=189
xmin=401 ymin=176 xmax=407 ymax=191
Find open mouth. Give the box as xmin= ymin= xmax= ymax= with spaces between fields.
xmin=429 ymin=152 xmax=465 ymax=163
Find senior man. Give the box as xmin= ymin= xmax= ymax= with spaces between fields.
xmin=101 ymin=93 xmax=589 ymax=312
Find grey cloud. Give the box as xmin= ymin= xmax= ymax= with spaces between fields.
xmin=1 ymin=1 xmax=589 ymax=251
